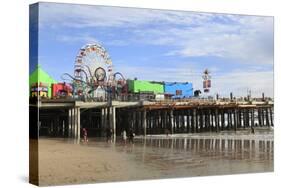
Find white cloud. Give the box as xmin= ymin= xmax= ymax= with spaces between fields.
xmin=143 ymin=19 xmax=273 ymax=65
xmin=39 ymin=3 xmax=273 ymax=66
xmin=114 ymin=61 xmax=200 ymax=81
xmin=56 ymin=34 xmax=99 ymax=44
xmin=211 ymin=70 xmax=273 ymax=98
xmin=38 ymin=3 xmax=213 ymax=28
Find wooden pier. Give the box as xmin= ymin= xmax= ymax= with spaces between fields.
xmin=29 ymin=99 xmax=274 ymax=141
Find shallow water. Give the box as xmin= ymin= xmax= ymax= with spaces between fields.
xmin=85 ymin=131 xmax=274 ymax=178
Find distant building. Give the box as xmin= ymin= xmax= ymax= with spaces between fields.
xmin=164 ymin=82 xmax=193 ymax=99
xmin=127 ymin=80 xmax=193 ymax=100
xmin=127 ymin=80 xmax=164 ymax=94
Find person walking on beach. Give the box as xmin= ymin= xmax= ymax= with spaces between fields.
xmin=122 ymin=129 xmax=127 ymax=144
xmin=106 ymin=128 xmax=113 ymax=143
xmin=251 ymin=126 xmax=255 ymax=134
xmin=128 ymin=128 xmax=135 ymax=144
xmin=82 ymin=128 xmax=88 ymax=142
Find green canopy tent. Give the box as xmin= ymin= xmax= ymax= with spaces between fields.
xmin=29 ymin=65 xmax=57 ymax=98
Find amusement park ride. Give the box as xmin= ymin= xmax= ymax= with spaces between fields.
xmin=62 ymin=43 xmax=127 ymax=101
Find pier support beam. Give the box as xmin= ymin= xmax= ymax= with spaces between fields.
xmin=102 ymin=108 xmax=108 ymax=132
xmin=137 ymin=111 xmax=142 ymax=135
xmin=73 ymin=108 xmax=80 ymax=141
xmin=68 ymin=108 xmax=72 ymax=137
xmin=221 ymin=110 xmax=225 ymax=131
xmin=186 ymin=110 xmax=190 ymax=133
xmin=193 ymin=109 xmax=197 ymax=133
xmin=258 ymin=108 xmax=264 ymax=127
xmin=215 ymin=109 xmax=219 ymax=132
xmin=70 ymin=108 xmax=75 ymax=138
xmin=199 ymin=110 xmax=203 ymax=132
xmin=72 ymin=108 xmax=76 ymax=139
xmin=269 ymin=107 xmax=274 ymax=127
xmin=237 ymin=110 xmax=241 ymax=128
xmin=143 ymin=110 xmax=147 ymax=136
xmin=68 ymin=107 xmax=80 ymax=140
xmin=265 ymin=108 xmax=270 ymax=127
xmin=234 ymin=109 xmax=238 ymax=131
xmin=227 ymin=110 xmax=231 ymax=130
xmin=101 ymin=108 xmax=105 ymax=136
xmin=261 ymin=108 xmax=265 ymax=127
xmin=111 ymin=107 xmax=116 ymax=141
xmin=170 ymin=110 xmax=174 ymax=134
xmin=208 ymin=109 xmax=212 ymax=132
xmin=109 ymin=107 xmax=112 ymax=129
xmin=195 ymin=110 xmax=199 ymax=133
xmin=77 ymin=108 xmax=80 ymax=141
xmin=251 ymin=108 xmax=255 ymax=128
xmin=204 ymin=110 xmax=208 ymax=132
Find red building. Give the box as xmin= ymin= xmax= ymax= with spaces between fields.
xmin=51 ymin=83 xmax=73 ymax=98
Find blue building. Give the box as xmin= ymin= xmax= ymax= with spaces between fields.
xmin=164 ymin=82 xmax=193 ymax=99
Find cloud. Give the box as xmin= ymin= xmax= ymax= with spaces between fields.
xmin=104 ymin=40 xmax=129 ymax=46
xmin=114 ymin=60 xmax=201 ymax=81
xmin=211 ymin=70 xmax=273 ymax=98
xmin=142 ymin=18 xmax=273 ymax=65
xmin=38 ymin=3 xmax=212 ymax=28
xmin=56 ymin=34 xmax=99 ymax=44
xmin=40 ymin=3 xmax=273 ymax=66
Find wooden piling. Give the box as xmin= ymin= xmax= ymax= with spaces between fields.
xmin=143 ymin=110 xmax=147 ymax=136
xmin=170 ymin=110 xmax=174 ymax=134
xmin=215 ymin=109 xmax=219 ymax=132
xmin=269 ymin=107 xmax=273 ymax=126
xmin=68 ymin=109 xmax=72 ymax=137
xmin=234 ymin=109 xmax=238 ymax=131
xmin=265 ymin=108 xmax=270 ymax=127
xmin=221 ymin=110 xmax=225 ymax=131
xmin=251 ymin=108 xmax=255 ymax=128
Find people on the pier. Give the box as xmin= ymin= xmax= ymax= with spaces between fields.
xmin=128 ymin=128 xmax=135 ymax=144
xmin=106 ymin=128 xmax=113 ymax=143
xmin=122 ymin=129 xmax=127 ymax=144
xmin=82 ymin=128 xmax=88 ymax=142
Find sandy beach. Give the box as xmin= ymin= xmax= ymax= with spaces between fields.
xmin=36 ymin=132 xmax=273 ymax=186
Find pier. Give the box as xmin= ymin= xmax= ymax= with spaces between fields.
xmin=30 ymin=99 xmax=274 ymax=141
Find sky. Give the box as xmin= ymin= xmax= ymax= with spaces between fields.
xmin=30 ymin=2 xmax=274 ymax=98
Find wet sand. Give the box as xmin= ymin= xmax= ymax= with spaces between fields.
xmin=36 ymin=131 xmax=273 ymax=186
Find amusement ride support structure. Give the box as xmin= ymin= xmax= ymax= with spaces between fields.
xmin=61 ymin=43 xmax=126 ymax=102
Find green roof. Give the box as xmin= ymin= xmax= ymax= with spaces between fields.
xmin=29 ymin=65 xmax=57 ymax=97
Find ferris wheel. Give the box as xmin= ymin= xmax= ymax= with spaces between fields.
xmin=73 ymin=43 xmax=114 ymax=98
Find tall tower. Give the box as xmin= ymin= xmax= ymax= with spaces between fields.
xmin=202 ymin=69 xmax=211 ymax=93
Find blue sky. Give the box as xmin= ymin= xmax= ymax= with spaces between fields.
xmin=30 ymin=2 xmax=274 ymax=97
